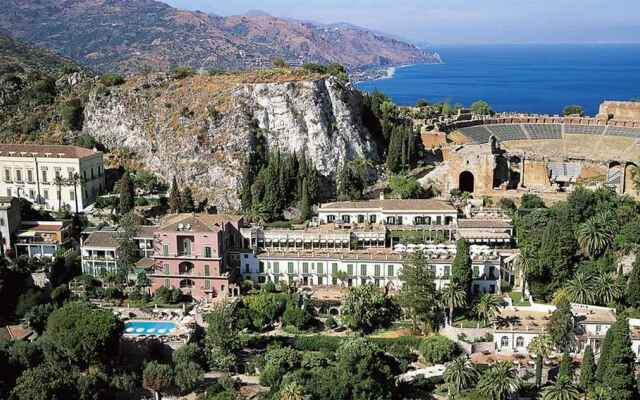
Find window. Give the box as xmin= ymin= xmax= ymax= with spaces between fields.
xmin=41 ymin=169 xmax=48 ymax=183
xmin=327 ymin=215 xmax=336 ymax=223
xmin=302 ymin=262 xmax=309 ymax=274
xmin=27 ymin=170 xmax=33 ymax=183
xmin=67 ymin=168 xmax=74 ymax=180
xmin=15 ymin=169 xmax=21 ymax=182
xmin=55 ymin=168 xmax=61 ymax=179
xmin=43 ymin=189 xmax=49 ymax=200
xmin=500 ymin=336 xmax=509 ymax=348
xmin=4 ymin=169 xmax=10 ymax=182
xmin=347 ymin=264 xmax=354 ymax=275
xmin=244 ymin=264 xmax=250 ymax=274
xmin=204 ymin=265 xmax=210 ymax=276
xmin=162 ymin=244 xmax=169 ymax=256
xmin=397 ymin=216 xmax=403 ymax=225
xmin=258 ymin=262 xmax=265 ymax=273
xmin=316 ymin=263 xmax=323 ymax=275
xmin=288 ymin=262 xmax=294 ymax=274
xmin=273 ymin=262 xmax=280 ymax=274
xmin=386 ymin=216 xmax=395 ymax=225
xmin=205 ymin=279 xmax=211 ymax=290
xmin=29 ymin=189 xmax=35 ymax=199
xmin=0 ymin=218 xmax=4 ymax=226
xmin=6 ymin=188 xmax=11 ymax=197
xmin=70 ymin=190 xmax=75 ymax=201
xmin=374 ymin=264 xmax=381 ymax=277
xmin=473 ymin=266 xmax=480 ymax=278
xmin=516 ymin=337 xmax=524 ymax=347
xmin=357 ymin=215 xmax=365 ymax=224
xmin=331 ymin=263 xmax=338 ymax=274
xmin=430 ymin=265 xmax=437 ymax=276
xmin=387 ymin=265 xmax=394 ymax=277
xmin=360 ymin=264 xmax=367 ymax=276
xmin=443 ymin=266 xmax=450 ymax=278
xmin=369 ymin=215 xmax=377 ymax=224
xmin=436 ymin=216 xmax=442 ymax=225
xmin=204 ymin=246 xmax=212 ymax=258
xmin=164 ymin=278 xmax=171 ymax=288
xmin=341 ymin=215 xmax=350 ymax=223
xmin=163 ymin=264 xmax=170 ymax=275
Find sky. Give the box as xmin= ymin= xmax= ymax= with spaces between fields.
xmin=163 ymin=0 xmax=640 ymax=45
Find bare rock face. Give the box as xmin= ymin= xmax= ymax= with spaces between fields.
xmin=83 ymin=73 xmax=378 ymax=211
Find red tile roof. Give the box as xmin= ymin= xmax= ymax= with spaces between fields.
xmin=0 ymin=144 xmax=98 ymax=158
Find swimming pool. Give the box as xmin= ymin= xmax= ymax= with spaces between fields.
xmin=124 ymin=321 xmax=178 ymax=336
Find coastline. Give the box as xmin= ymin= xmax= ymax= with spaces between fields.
xmin=353 ymin=64 xmax=414 ymax=84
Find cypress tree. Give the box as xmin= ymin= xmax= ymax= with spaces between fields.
xmin=626 ymin=255 xmax=640 ymax=308
xmin=118 ymin=170 xmax=135 ymax=215
xmin=168 ymin=176 xmax=182 ymax=213
xmin=557 ymin=352 xmax=573 ymax=382
xmin=181 ymin=187 xmax=194 ymax=213
xmin=386 ymin=126 xmax=402 ymax=173
xmin=240 ymin=170 xmax=253 ymax=212
xmin=595 ymin=325 xmax=613 ymax=382
xmin=597 ymin=317 xmax=637 ymax=400
xmin=300 ymin=178 xmax=311 ymax=222
xmin=580 ymin=345 xmax=596 ymax=390
xmin=549 ymin=298 xmax=575 ymax=353
xmin=451 ymin=239 xmax=473 ymax=297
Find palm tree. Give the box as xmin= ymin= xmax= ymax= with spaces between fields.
xmin=441 ymin=284 xmax=466 ymax=325
xmin=527 ymin=334 xmax=553 ymax=388
xmin=474 ymin=293 xmax=501 ymax=328
xmin=515 ymin=250 xmax=534 ymax=297
xmin=566 ymin=271 xmax=594 ymax=304
xmin=539 ymin=378 xmax=581 ymax=400
xmin=476 ymin=360 xmax=520 ymax=400
xmin=576 ymin=213 xmax=615 ymax=258
xmin=69 ymin=172 xmax=83 ymax=214
xmin=278 ymin=381 xmax=304 ymax=400
xmin=443 ymin=355 xmax=479 ymax=398
xmin=593 ymin=272 xmax=623 ymax=305
xmin=54 ymin=174 xmax=65 ymax=211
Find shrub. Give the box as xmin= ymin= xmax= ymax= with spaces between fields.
xmin=420 ymin=335 xmax=459 ymax=364
xmin=260 ymin=346 xmax=301 ymax=388
xmin=59 ymin=98 xmax=84 ymax=131
xmin=99 ymin=74 xmax=125 ymax=86
xmin=325 ymin=316 xmax=338 ymax=329
xmin=282 ymin=303 xmax=311 ymax=330
xmin=173 ymin=66 xmax=194 ymax=79
xmin=272 ymin=58 xmax=288 ymax=68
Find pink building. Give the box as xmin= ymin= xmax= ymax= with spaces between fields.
xmin=147 ymin=213 xmax=243 ymax=300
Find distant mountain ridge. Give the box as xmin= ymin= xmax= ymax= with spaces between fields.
xmin=0 ymin=0 xmax=441 ymax=75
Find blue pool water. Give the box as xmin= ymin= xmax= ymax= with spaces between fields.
xmin=124 ymin=321 xmax=177 ymax=335
xmin=356 ymin=44 xmax=640 ymax=116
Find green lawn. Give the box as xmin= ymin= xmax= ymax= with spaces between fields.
xmin=452 ymin=316 xmax=487 ymax=329
xmin=509 ymin=291 xmax=530 ymax=307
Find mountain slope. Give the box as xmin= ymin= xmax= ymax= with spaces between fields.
xmin=0 ymin=0 xmax=440 ymax=74
xmin=0 ymin=32 xmax=93 ymax=142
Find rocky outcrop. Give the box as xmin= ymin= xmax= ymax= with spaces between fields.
xmin=83 ymin=72 xmax=378 ymax=210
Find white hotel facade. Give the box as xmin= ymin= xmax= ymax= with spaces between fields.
xmin=0 ymin=144 xmax=105 ymax=211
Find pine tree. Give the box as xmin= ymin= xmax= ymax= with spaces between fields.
xmin=580 ymin=345 xmax=596 ymax=390
xmin=558 ymin=352 xmax=573 ymax=382
xmin=117 ymin=170 xmax=135 ymax=215
xmin=451 ymin=239 xmax=473 ymax=297
xmin=597 ymin=317 xmax=637 ymax=400
xmin=398 ymin=250 xmax=439 ymax=333
xmin=626 ymin=255 xmax=640 ymax=308
xmin=169 ymin=176 xmax=182 ymax=213
xmin=300 ymin=178 xmax=311 ymax=222
xmin=181 ymin=187 xmax=195 ymax=213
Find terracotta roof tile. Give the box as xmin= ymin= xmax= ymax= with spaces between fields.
xmin=83 ymin=231 xmax=119 ymax=248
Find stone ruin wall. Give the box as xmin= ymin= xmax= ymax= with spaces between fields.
xmin=597 ymin=101 xmax=640 ymax=122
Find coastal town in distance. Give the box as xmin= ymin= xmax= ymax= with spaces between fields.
xmin=1 ymin=1 xmax=640 ymax=400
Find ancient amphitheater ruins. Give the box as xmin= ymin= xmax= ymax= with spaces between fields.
xmin=422 ymin=101 xmax=640 ymax=199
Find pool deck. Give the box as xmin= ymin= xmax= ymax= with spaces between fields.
xmin=123 ymin=319 xmax=189 ymax=339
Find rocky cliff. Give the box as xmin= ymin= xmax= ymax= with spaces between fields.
xmin=83 ymin=70 xmax=378 ymax=210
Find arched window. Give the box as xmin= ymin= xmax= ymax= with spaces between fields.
xmin=179 ymin=279 xmax=194 ymax=288
xmin=500 ymin=336 xmax=509 ymax=348
xmin=179 ymin=262 xmax=194 ymax=275
xmin=516 ymin=336 xmax=524 ymax=347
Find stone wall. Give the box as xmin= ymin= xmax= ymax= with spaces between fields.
xmin=597 ymin=101 xmax=640 ymax=122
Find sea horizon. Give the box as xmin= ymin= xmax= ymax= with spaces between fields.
xmin=356 ymin=43 xmax=640 ymax=116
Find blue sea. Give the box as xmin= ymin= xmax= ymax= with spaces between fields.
xmin=356 ymin=44 xmax=640 ymax=116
